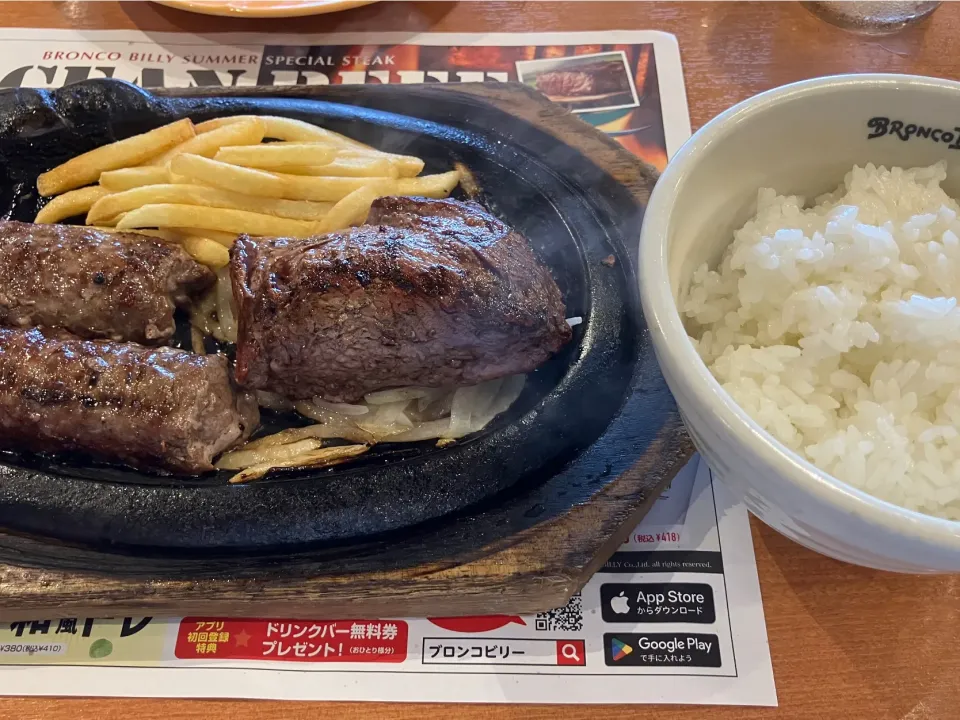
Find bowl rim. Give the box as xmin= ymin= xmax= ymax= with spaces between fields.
xmin=640 ymin=72 xmax=960 ymax=548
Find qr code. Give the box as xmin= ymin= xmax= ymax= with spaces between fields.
xmin=534 ymin=592 xmax=583 ymax=632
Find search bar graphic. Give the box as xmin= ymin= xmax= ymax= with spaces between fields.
xmin=422 ymin=638 xmax=586 ymax=667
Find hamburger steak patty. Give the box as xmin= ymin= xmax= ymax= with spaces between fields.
xmin=0 ymin=327 xmax=259 ymax=474
xmin=231 ymin=196 xmax=572 ymax=403
xmin=0 ymin=221 xmax=214 ymax=344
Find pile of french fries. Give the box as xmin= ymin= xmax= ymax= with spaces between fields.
xmin=35 ymin=115 xmax=462 ymax=270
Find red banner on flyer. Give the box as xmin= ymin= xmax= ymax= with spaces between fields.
xmin=175 ymin=618 xmax=408 ymax=663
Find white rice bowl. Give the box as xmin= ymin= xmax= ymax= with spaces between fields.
xmin=682 ymin=161 xmax=960 ymax=521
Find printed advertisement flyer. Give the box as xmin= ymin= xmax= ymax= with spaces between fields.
xmin=0 ymin=29 xmax=775 ymax=706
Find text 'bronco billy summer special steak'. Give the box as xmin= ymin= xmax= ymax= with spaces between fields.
xmin=2 ymin=115 xmax=573 ymax=481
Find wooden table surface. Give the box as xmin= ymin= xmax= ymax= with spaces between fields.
xmin=2 ymin=1 xmax=959 ymax=718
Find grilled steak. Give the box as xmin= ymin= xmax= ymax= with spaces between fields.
xmin=0 ymin=327 xmax=258 ymax=474
xmin=232 ymin=196 xmax=571 ymax=403
xmin=0 ymin=221 xmax=213 ymax=344
xmin=535 ymin=61 xmax=629 ymax=97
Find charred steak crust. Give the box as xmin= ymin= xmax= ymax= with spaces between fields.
xmin=232 ymin=196 xmax=572 ymax=403
xmin=0 ymin=327 xmax=259 ymax=474
xmin=535 ymin=61 xmax=629 ymax=97
xmin=0 ymin=221 xmax=214 ymax=344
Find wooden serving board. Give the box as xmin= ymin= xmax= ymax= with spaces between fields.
xmin=0 ymin=82 xmax=693 ymax=621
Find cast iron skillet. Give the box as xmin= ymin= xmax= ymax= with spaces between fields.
xmin=0 ymin=79 xmax=678 ymax=564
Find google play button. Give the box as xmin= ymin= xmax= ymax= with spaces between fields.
xmin=603 ymin=633 xmax=722 ymax=667
xmin=610 ymin=638 xmax=633 ymax=662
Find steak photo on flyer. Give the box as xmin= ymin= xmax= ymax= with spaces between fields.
xmin=536 ymin=60 xmax=627 ymax=97
xmin=516 ymin=51 xmax=640 ymax=113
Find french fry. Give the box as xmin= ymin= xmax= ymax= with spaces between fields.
xmin=387 ymin=155 xmax=425 ymax=178
xmin=133 ymin=226 xmax=231 ymax=262
xmin=167 ymin=171 xmax=195 ymax=186
xmin=171 ymin=153 xmax=394 ymax=202
xmin=196 ymin=115 xmax=365 ymax=149
xmin=170 ymin=153 xmax=286 ymax=197
xmin=180 ymin=235 xmax=231 ymax=269
xmin=87 ymin=184 xmax=332 ymax=224
xmin=276 ymin=143 xmax=423 ymax=176
xmin=99 ymin=166 xmax=171 ymax=192
xmin=116 ymin=203 xmax=324 ymax=238
xmin=275 ymin=155 xmax=399 ymax=179
xmin=94 ymin=211 xmax=127 ymax=228
xmin=262 ymin=173 xmax=397 ymax=202
xmin=214 ymin=143 xmax=337 ymax=169
xmin=35 ymin=186 xmax=109 ymax=224
xmin=151 ymin=117 xmax=265 ymax=166
xmin=254 ymin=117 xmax=372 ymax=150
xmin=318 ymin=181 xmax=393 ymax=233
xmin=37 ymin=118 xmax=194 ymax=196
xmin=455 ymin=161 xmax=481 ymax=198
xmin=170 ymin=227 xmax=237 ymax=247
xmin=340 ymin=150 xmax=425 ymax=178
xmin=273 ymin=142 xmax=423 ymax=177
xmin=396 ymin=170 xmax=461 ymax=199
xmin=139 ymin=228 xmax=185 ymax=244
xmin=227 ymin=444 xmax=370 ymax=484
xmin=193 ymin=116 xmax=246 ymax=134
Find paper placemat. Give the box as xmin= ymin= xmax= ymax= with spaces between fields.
xmin=0 ymin=29 xmax=775 ymax=706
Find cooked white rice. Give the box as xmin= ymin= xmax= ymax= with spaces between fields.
xmin=683 ymin=161 xmax=960 ymax=521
